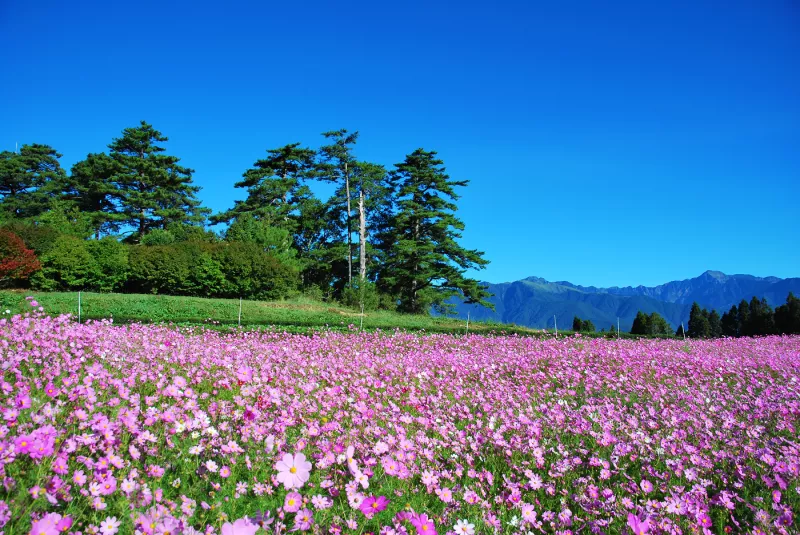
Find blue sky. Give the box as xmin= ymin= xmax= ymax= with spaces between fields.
xmin=2 ymin=0 xmax=798 ymax=287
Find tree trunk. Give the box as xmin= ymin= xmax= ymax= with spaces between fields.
xmin=345 ymin=162 xmax=352 ymax=287
xmin=358 ymin=189 xmax=366 ymax=284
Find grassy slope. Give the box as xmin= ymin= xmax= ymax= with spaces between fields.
xmin=0 ymin=290 xmax=555 ymax=336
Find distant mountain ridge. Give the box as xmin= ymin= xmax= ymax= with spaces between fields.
xmin=451 ymin=271 xmax=800 ymax=332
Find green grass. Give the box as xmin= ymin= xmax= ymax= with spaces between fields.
xmin=0 ymin=290 xmax=547 ymax=336
xmin=0 ymin=290 xmax=672 ymax=339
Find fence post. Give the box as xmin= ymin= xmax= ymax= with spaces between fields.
xmin=78 ymin=291 xmax=82 ymax=324
xmin=360 ymin=303 xmax=365 ymax=331
xmin=554 ymin=315 xmax=557 ymax=338
xmin=238 ymin=297 xmax=242 ymax=327
xmin=466 ymin=311 xmax=470 ymax=335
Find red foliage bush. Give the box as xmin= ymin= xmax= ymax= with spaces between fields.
xmin=0 ymin=229 xmax=41 ymax=283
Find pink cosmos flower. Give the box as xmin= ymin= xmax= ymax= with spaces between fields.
xmin=627 ymin=513 xmax=650 ymax=535
xmin=29 ymin=513 xmax=62 ymax=535
xmin=275 ymin=452 xmax=312 ymax=489
xmin=411 ymin=514 xmax=437 ymax=535
xmin=639 ymin=479 xmax=653 ymax=493
xmin=294 ymin=508 xmax=314 ymax=531
xmin=221 ymin=518 xmax=259 ymax=535
xmin=359 ymin=495 xmax=389 ymax=518
xmin=100 ymin=516 xmax=121 ymax=535
xmin=284 ymin=491 xmax=303 ymax=512
xmin=220 ymin=466 xmax=231 ymax=478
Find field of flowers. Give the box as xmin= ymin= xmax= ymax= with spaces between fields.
xmin=1 ymin=303 xmax=798 ymax=535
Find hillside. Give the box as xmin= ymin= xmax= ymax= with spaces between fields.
xmin=450 ymin=271 xmax=800 ymax=331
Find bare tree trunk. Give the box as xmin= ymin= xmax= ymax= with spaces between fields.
xmin=358 ymin=189 xmax=366 ymax=283
xmin=345 ymin=162 xmax=352 ymax=287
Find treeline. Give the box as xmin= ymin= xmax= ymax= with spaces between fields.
xmin=571 ymin=295 xmax=800 ymax=339
xmin=0 ymin=122 xmax=491 ymax=314
xmin=687 ymin=295 xmax=800 ymax=337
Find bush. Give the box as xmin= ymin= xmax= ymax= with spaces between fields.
xmin=0 ymin=230 xmax=41 ymax=286
xmin=213 ymin=242 xmax=298 ymax=300
xmin=141 ymin=229 xmax=176 ymax=246
xmin=87 ymin=237 xmax=129 ymax=292
xmin=341 ymin=281 xmax=380 ymax=311
xmin=30 ymin=235 xmax=97 ymax=291
xmin=128 ymin=242 xmax=225 ymax=296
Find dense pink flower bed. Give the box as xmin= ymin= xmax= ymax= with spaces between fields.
xmin=1 ymin=307 xmax=799 ymax=535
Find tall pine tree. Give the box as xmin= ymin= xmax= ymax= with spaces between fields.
xmin=687 ymin=302 xmax=711 ymax=338
xmin=109 ymin=121 xmax=209 ymax=242
xmin=66 ymin=152 xmax=123 ymax=238
xmin=0 ymin=144 xmax=67 ymax=218
xmin=775 ymin=292 xmax=800 ymax=334
xmin=380 ymin=149 xmax=490 ymax=314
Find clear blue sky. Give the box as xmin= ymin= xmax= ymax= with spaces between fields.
xmin=2 ymin=0 xmax=798 ymax=287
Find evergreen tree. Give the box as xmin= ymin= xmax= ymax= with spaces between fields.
xmin=675 ymin=323 xmax=685 ymax=338
xmin=582 ymin=319 xmax=596 ymax=332
xmin=721 ymin=305 xmax=739 ymax=336
xmin=775 ymin=292 xmax=800 ymax=335
xmin=708 ymin=309 xmax=722 ymax=338
xmin=109 ymin=121 xmax=209 ymax=242
xmin=747 ymin=296 xmax=775 ymax=335
xmin=66 ymin=152 xmax=123 ymax=238
xmin=0 ymin=144 xmax=67 ymax=218
xmin=687 ymin=302 xmax=711 ymax=338
xmin=737 ymin=299 xmax=750 ymax=336
xmin=318 ymin=130 xmax=359 ymax=287
xmin=212 ymin=143 xmax=316 ymax=228
xmin=647 ymin=312 xmax=672 ymax=336
xmin=380 ymin=149 xmax=490 ymax=314
xmin=630 ymin=311 xmax=649 ymax=335
xmin=572 ymin=316 xmax=582 ymax=332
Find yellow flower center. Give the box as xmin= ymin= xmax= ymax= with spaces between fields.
xmin=288 ymin=499 xmax=295 ymax=506
xmin=290 ymin=467 xmax=297 ymax=474
xmin=372 ymin=502 xmax=378 ymax=508
xmin=422 ymin=526 xmax=428 ymax=532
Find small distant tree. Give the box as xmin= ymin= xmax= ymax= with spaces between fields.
xmin=0 ymin=229 xmax=41 ymax=286
xmin=675 ymin=323 xmax=685 ymax=337
xmin=630 ymin=311 xmax=649 ymax=335
xmin=721 ymin=305 xmax=739 ymax=337
xmin=687 ymin=302 xmax=711 ymax=338
xmin=775 ymin=292 xmax=800 ymax=335
xmin=572 ymin=316 xmax=582 ymax=331
xmin=582 ymin=319 xmax=596 ymax=332
xmin=647 ymin=312 xmax=672 ymax=336
xmin=708 ymin=309 xmax=722 ymax=338
xmin=737 ymin=299 xmax=750 ymax=336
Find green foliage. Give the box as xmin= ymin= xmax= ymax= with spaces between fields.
xmin=708 ymin=309 xmax=722 ymax=338
xmin=141 ymin=229 xmax=177 ymax=246
xmin=721 ymin=305 xmax=739 ymax=336
xmin=687 ymin=302 xmax=711 ymax=338
xmin=572 ymin=316 xmax=595 ymax=332
xmin=86 ymin=237 xmax=129 ymax=292
xmin=212 ymin=241 xmax=299 ymax=300
xmin=631 ymin=311 xmax=672 ymax=335
xmin=109 ymin=121 xmax=210 ymax=241
xmin=0 ymin=144 xmax=67 ymax=218
xmin=30 ymin=235 xmax=97 ymax=291
xmin=379 ymin=149 xmax=490 ymax=314
xmin=675 ymin=323 xmax=685 ymax=337
xmin=775 ymin=292 xmax=800 ymax=335
xmin=66 ymin=152 xmax=123 ymax=237
xmin=34 ymin=200 xmax=95 ymax=238
xmin=341 ymin=281 xmax=381 ymax=311
xmin=0 ymin=221 xmax=62 ymax=256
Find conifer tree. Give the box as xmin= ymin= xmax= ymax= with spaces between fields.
xmin=775 ymin=292 xmax=800 ymax=334
xmin=0 ymin=144 xmax=67 ymax=218
xmin=630 ymin=311 xmax=649 ymax=335
xmin=66 ymin=152 xmax=123 ymax=238
xmin=708 ymin=309 xmax=722 ymax=338
xmin=109 ymin=121 xmax=209 ymax=242
xmin=380 ymin=149 xmax=490 ymax=314
xmin=721 ymin=305 xmax=739 ymax=336
xmin=687 ymin=302 xmax=711 ymax=338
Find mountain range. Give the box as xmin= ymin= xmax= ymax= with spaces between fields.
xmin=451 ymin=271 xmax=800 ymax=331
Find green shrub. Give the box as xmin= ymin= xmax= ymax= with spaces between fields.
xmin=1 ymin=222 xmax=62 ymax=256
xmin=87 ymin=238 xmax=129 ymax=292
xmin=213 ymin=242 xmax=298 ymax=300
xmin=30 ymin=235 xmax=97 ymax=291
xmin=141 ymin=229 xmax=176 ymax=246
xmin=341 ymin=281 xmax=380 ymax=311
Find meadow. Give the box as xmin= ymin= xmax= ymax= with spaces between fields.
xmin=0 ymin=302 xmax=798 ymax=535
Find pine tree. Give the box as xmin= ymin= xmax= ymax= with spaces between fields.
xmin=630 ymin=311 xmax=649 ymax=335
xmin=775 ymin=292 xmax=800 ymax=334
xmin=0 ymin=144 xmax=67 ymax=218
xmin=582 ymin=319 xmax=596 ymax=332
xmin=675 ymin=323 xmax=685 ymax=338
xmin=66 ymin=152 xmax=124 ymax=238
xmin=708 ymin=309 xmax=722 ymax=338
xmin=687 ymin=302 xmax=711 ymax=338
xmin=212 ymin=143 xmax=316 ymax=229
xmin=647 ymin=312 xmax=672 ymax=336
xmin=573 ymin=316 xmax=582 ymax=331
xmin=380 ymin=149 xmax=490 ymax=314
xmin=318 ymin=130 xmax=359 ymax=287
xmin=721 ymin=305 xmax=739 ymax=336
xmin=109 ymin=121 xmax=209 ymax=242
xmin=737 ymin=299 xmax=750 ymax=336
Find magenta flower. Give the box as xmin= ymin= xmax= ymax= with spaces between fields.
xmin=220 ymin=466 xmax=231 ymax=478
xmin=293 ymin=508 xmax=314 ymax=531
xmin=627 ymin=513 xmax=650 ymax=535
xmin=359 ymin=495 xmax=389 ymax=517
xmin=29 ymin=513 xmax=62 ymax=535
xmin=275 ymin=452 xmax=312 ymax=489
xmin=221 ymin=518 xmax=259 ymax=535
xmin=639 ymin=479 xmax=653 ymax=493
xmin=411 ymin=514 xmax=437 ymax=535
xmin=284 ymin=491 xmax=303 ymax=512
